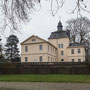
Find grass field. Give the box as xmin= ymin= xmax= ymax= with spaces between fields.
xmin=0 ymin=74 xmax=90 ymax=83
xmin=0 ymin=87 xmax=17 ymax=90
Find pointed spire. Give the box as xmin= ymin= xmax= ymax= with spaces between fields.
xmin=57 ymin=21 xmax=63 ymax=31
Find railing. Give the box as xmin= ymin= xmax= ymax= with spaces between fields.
xmin=0 ymin=62 xmax=88 ymax=66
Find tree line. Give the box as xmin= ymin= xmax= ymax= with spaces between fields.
xmin=0 ymin=35 xmax=20 ymax=63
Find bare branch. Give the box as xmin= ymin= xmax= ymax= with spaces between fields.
xmin=0 ymin=0 xmax=90 ymax=33
xmin=50 ymin=0 xmax=64 ymax=16
xmin=0 ymin=0 xmax=40 ymax=32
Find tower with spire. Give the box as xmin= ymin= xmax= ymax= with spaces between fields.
xmin=57 ymin=21 xmax=63 ymax=31
xmin=48 ymin=21 xmax=70 ymax=39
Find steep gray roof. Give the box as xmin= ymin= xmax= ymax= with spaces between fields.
xmin=69 ymin=42 xmax=84 ymax=47
xmin=48 ymin=21 xmax=70 ymax=39
xmin=48 ymin=31 xmax=70 ymax=39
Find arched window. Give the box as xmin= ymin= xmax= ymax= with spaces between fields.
xmin=32 ymin=39 xmax=36 ymax=41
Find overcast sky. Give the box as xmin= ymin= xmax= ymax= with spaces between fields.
xmin=1 ymin=0 xmax=90 ymax=53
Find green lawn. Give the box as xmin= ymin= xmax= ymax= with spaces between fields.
xmin=0 ymin=87 xmax=17 ymax=90
xmin=0 ymin=74 xmax=90 ymax=83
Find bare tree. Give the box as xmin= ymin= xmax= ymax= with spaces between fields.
xmin=66 ymin=19 xmax=78 ymax=43
xmin=76 ymin=17 xmax=90 ymax=43
xmin=0 ymin=0 xmax=90 ymax=32
xmin=66 ymin=17 xmax=90 ymax=43
xmin=66 ymin=17 xmax=90 ymax=60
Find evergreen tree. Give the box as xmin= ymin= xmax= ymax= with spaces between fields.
xmin=5 ymin=35 xmax=20 ymax=62
xmin=0 ymin=36 xmax=2 ymax=56
xmin=0 ymin=36 xmax=5 ymax=62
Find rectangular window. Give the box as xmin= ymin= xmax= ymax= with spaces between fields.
xmin=34 ymin=59 xmax=37 ymax=62
xmin=58 ymin=44 xmax=63 ymax=48
xmin=39 ymin=45 xmax=42 ymax=50
xmin=78 ymin=59 xmax=81 ymax=62
xmin=55 ymin=49 xmax=57 ymax=54
xmin=58 ymin=44 xmax=60 ymax=48
xmin=25 ymin=57 xmax=28 ymax=62
xmin=51 ymin=47 xmax=52 ymax=53
xmin=53 ymin=58 xmax=54 ymax=62
xmin=48 ymin=45 xmax=49 ymax=51
xmin=61 ymin=59 xmax=64 ymax=62
xmin=53 ymin=48 xmax=54 ymax=53
xmin=48 ymin=57 xmax=49 ymax=62
xmin=61 ymin=44 xmax=63 ymax=48
xmin=78 ymin=49 xmax=81 ymax=54
xmin=61 ymin=51 xmax=64 ymax=55
xmin=39 ymin=56 xmax=43 ymax=62
xmin=51 ymin=57 xmax=52 ymax=62
xmin=72 ymin=59 xmax=74 ymax=62
xmin=71 ymin=49 xmax=74 ymax=54
xmin=25 ymin=46 xmax=28 ymax=52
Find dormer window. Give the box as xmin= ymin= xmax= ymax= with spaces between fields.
xmin=32 ymin=39 xmax=36 ymax=41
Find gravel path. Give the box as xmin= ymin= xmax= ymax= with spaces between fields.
xmin=0 ymin=82 xmax=90 ymax=90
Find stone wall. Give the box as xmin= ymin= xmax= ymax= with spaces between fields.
xmin=0 ymin=62 xmax=90 ymax=74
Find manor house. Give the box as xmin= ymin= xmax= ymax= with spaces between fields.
xmin=21 ymin=21 xmax=85 ymax=62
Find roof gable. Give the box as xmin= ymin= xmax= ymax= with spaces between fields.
xmin=21 ymin=35 xmax=47 ymax=44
